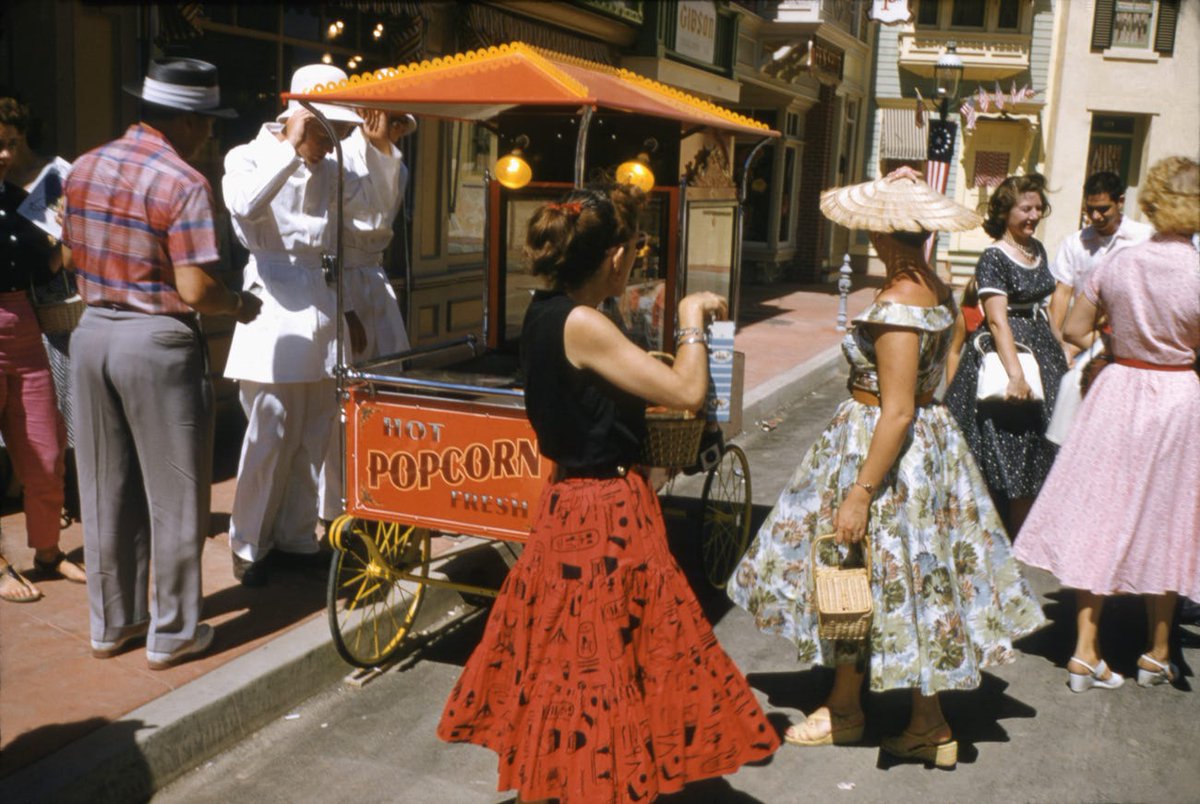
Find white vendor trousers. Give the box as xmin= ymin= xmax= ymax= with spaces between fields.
xmin=230 ymin=379 xmax=335 ymax=561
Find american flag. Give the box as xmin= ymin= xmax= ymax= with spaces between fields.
xmin=993 ymin=81 xmax=1006 ymax=111
xmin=914 ymin=86 xmax=927 ymax=129
xmin=924 ymin=118 xmax=957 ymax=261
xmin=976 ymin=85 xmax=991 ymax=114
xmin=960 ymin=96 xmax=978 ymax=131
xmin=973 ymin=150 xmax=1011 ymax=188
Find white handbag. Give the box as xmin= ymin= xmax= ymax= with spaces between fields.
xmin=975 ymin=337 xmax=1044 ymax=403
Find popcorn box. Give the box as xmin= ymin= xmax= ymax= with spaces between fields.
xmin=706 ymin=321 xmax=735 ymax=422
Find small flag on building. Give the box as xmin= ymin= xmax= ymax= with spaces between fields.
xmin=976 ymin=84 xmax=991 ymax=114
xmin=960 ymin=96 xmax=978 ymax=131
xmin=914 ymin=86 xmax=927 ymax=129
xmin=993 ymin=81 xmax=1006 ymax=111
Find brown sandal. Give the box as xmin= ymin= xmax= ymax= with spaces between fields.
xmin=0 ymin=563 xmax=44 ymax=603
xmin=33 ymin=551 xmax=87 ymax=584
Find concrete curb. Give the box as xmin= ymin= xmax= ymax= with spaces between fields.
xmin=2 ymin=348 xmax=840 ymax=803
xmin=741 ymin=343 xmax=845 ymax=428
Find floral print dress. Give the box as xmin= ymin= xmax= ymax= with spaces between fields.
xmin=727 ymin=301 xmax=1046 ymax=694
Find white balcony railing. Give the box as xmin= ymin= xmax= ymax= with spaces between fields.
xmin=899 ymin=30 xmax=1030 ymax=80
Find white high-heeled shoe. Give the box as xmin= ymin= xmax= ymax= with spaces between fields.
xmin=1136 ymin=654 xmax=1178 ymax=687
xmin=1067 ymin=656 xmax=1125 ymax=693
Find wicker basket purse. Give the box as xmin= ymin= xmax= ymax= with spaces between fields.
xmin=640 ymin=352 xmax=705 ymax=468
xmin=810 ymin=533 xmax=873 ymax=641
xmin=30 ymin=272 xmax=85 ymax=335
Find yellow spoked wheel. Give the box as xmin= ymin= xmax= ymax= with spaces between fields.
xmin=700 ymin=444 xmax=753 ymax=589
xmin=326 ymin=517 xmax=431 ymax=668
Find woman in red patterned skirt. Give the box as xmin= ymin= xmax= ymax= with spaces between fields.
xmin=438 ymin=185 xmax=779 ymax=802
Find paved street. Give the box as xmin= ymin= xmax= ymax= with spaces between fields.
xmin=156 ymin=376 xmax=1200 ymax=804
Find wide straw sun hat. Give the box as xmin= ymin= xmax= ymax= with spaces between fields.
xmin=820 ymin=167 xmax=981 ymax=233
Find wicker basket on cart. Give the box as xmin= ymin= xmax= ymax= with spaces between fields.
xmin=640 ymin=351 xmax=705 ymax=468
xmin=33 ymin=295 xmax=85 ymax=334
xmin=811 ymin=533 xmax=873 ymax=641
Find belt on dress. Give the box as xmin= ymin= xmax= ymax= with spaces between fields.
xmin=851 ymin=388 xmax=936 ymax=407
xmin=1113 ymin=357 xmax=1196 ymax=371
xmin=1006 ymin=304 xmax=1046 ymax=318
xmin=88 ymin=304 xmax=199 ymax=326
xmin=554 ymin=464 xmax=629 ymax=481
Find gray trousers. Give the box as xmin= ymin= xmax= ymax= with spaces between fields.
xmin=71 ymin=307 xmax=213 ymax=654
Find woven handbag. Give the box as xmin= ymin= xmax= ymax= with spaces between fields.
xmin=639 ymin=352 xmax=704 ymax=468
xmin=30 ymin=272 xmax=85 ymax=335
xmin=811 ymin=533 xmax=873 ymax=641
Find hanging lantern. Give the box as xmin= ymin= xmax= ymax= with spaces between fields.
xmin=495 ymin=134 xmax=533 ymax=189
xmin=616 ymin=138 xmax=658 ymax=192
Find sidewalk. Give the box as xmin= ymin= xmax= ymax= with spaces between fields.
xmin=0 ymin=278 xmax=877 ymax=800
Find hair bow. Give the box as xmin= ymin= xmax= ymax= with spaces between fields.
xmin=547 ymin=201 xmax=583 ymax=216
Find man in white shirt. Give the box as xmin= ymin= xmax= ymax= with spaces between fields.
xmin=1048 ymin=171 xmax=1153 ymax=350
xmin=222 ymin=64 xmax=404 ymax=586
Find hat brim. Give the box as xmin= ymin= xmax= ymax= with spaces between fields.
xmin=819 ymin=173 xmax=981 ymax=233
xmin=276 ymin=101 xmax=364 ymax=126
xmin=123 ymin=82 xmax=239 ymax=119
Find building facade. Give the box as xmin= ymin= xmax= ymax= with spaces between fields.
xmin=1040 ymin=0 xmax=1196 ymax=257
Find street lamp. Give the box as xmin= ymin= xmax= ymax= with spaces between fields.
xmin=934 ymin=42 xmax=964 ymax=120
xmin=925 ymin=42 xmax=964 ymax=262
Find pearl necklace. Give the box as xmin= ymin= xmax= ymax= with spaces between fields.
xmin=1003 ymin=233 xmax=1038 ymax=262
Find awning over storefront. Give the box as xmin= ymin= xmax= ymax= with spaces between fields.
xmin=879 ymin=107 xmax=927 ymax=161
xmin=285 ymin=42 xmax=776 ymax=136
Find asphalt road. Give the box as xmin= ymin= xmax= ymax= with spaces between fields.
xmin=156 ymin=375 xmax=1200 ymax=804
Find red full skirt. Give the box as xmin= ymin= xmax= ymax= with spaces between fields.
xmin=438 ymin=473 xmax=778 ymax=803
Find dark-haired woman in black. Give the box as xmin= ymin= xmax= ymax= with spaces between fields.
xmin=438 ymin=185 xmax=778 ymax=803
xmin=944 ymin=173 xmax=1068 ymax=535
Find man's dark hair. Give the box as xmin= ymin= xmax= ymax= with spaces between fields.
xmin=1083 ymin=171 xmax=1125 ymax=200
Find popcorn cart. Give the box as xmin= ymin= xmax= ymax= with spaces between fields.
xmin=287 ymin=43 xmax=778 ymax=668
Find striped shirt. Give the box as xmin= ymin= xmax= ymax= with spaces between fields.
xmin=63 ymin=123 xmax=219 ymax=315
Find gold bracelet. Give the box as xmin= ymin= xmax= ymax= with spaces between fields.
xmin=853 ymin=480 xmax=875 ymax=495
xmin=674 ymin=326 xmax=704 ymax=340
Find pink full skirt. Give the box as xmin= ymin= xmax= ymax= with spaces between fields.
xmin=1015 ymin=364 xmax=1200 ymax=598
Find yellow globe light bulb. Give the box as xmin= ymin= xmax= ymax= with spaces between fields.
xmin=495 ymin=152 xmax=533 ymax=189
xmin=616 ymin=158 xmax=655 ymax=192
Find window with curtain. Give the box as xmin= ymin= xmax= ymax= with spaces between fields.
xmin=916 ymin=0 xmax=939 ymax=26
xmin=1092 ymin=0 xmax=1179 ymax=54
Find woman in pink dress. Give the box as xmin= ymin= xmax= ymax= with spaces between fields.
xmin=1015 ymin=156 xmax=1200 ymax=692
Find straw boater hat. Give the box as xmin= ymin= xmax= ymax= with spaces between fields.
xmin=819 ymin=168 xmax=980 ymax=233
xmin=124 ymin=58 xmax=237 ymax=119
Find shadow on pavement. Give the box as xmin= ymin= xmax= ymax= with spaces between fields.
xmin=0 ymin=718 xmax=151 ymax=802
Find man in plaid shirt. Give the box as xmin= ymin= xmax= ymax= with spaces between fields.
xmin=62 ymin=58 xmax=260 ymax=670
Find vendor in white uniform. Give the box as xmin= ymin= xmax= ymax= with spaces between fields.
xmin=318 ymin=115 xmax=415 ymax=523
xmin=222 ymin=64 xmax=404 ymax=585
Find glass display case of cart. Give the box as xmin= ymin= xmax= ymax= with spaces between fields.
xmin=490 ymin=111 xmax=683 ymax=355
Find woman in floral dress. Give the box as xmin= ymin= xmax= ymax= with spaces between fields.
xmin=944 ymin=174 xmax=1069 ymax=535
xmin=728 ymin=168 xmax=1046 ymax=769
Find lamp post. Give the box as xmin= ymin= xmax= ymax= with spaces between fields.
xmin=924 ymin=42 xmax=964 ymax=262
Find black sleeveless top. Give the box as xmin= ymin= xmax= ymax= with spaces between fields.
xmin=520 ymin=290 xmax=646 ymax=471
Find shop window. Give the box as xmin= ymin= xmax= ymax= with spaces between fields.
xmin=778 ymin=147 xmax=796 ymax=243
xmin=996 ymin=0 xmax=1021 ymax=30
xmin=448 ymin=122 xmax=492 ymax=256
xmin=736 ymin=142 xmax=773 ymax=243
xmin=951 ymin=0 xmax=986 ymax=28
xmin=1092 ymin=0 xmax=1179 ymax=55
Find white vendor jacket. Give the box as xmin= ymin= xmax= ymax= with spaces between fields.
xmin=222 ymin=124 xmax=403 ymax=383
